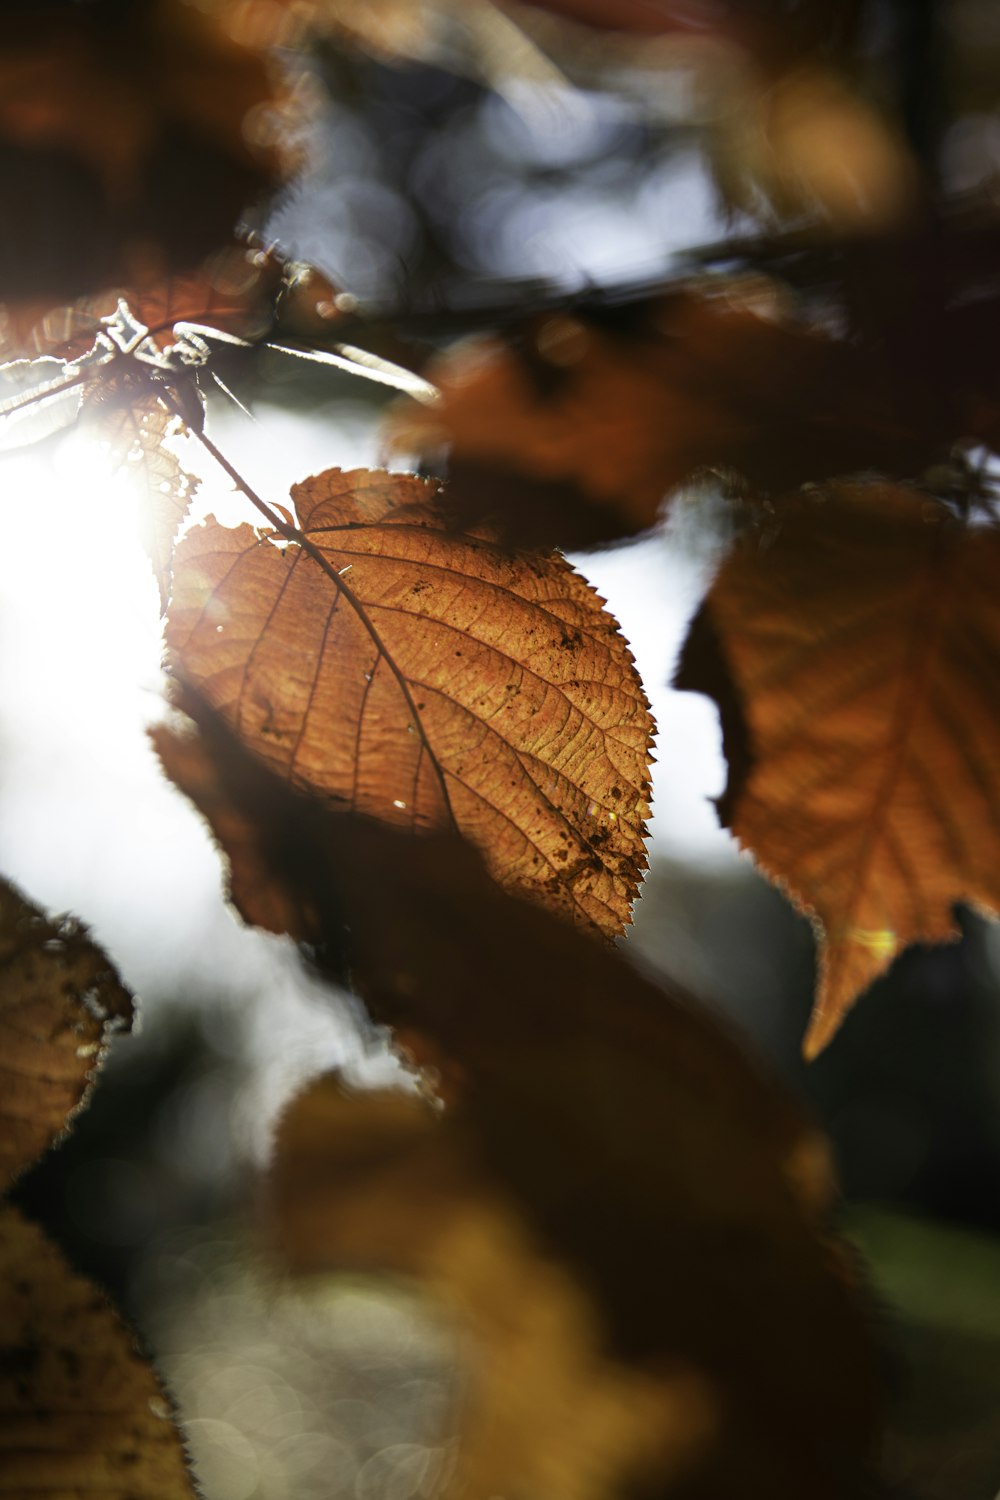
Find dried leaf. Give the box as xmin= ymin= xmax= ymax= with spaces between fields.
xmin=386 ymin=291 xmax=937 ymax=551
xmin=154 ymin=688 xmax=879 ymax=1498
xmin=0 ymin=1203 xmax=195 ymax=1498
xmin=165 ymin=468 xmax=654 ymax=936
xmin=0 ymin=245 xmax=277 ymax=364
xmin=0 ymin=878 xmax=132 ymax=1192
xmin=676 ymin=482 xmax=1000 ymax=1054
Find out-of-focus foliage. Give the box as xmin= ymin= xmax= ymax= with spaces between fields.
xmin=386 ymin=274 xmax=982 ymax=550
xmin=271 ymin=1080 xmax=720 ymax=1500
xmin=0 ymin=246 xmax=279 ymax=364
xmin=0 ymin=1204 xmax=197 ymax=1499
xmin=154 ymin=686 xmax=879 ymax=1498
xmin=0 ymin=0 xmax=288 ymax=298
xmin=850 ymin=1205 xmax=1000 ymax=1500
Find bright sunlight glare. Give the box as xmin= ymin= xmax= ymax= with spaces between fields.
xmin=0 ymin=423 xmax=371 ymax=1162
xmin=0 ymin=427 xmax=234 ymax=975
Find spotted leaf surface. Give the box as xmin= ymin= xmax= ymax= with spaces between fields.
xmin=166 ymin=468 xmax=653 ymax=935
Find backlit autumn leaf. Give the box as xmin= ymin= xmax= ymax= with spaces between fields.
xmin=165 ymin=468 xmax=653 ymax=936
xmin=0 ymin=244 xmax=277 ymax=364
xmin=0 ymin=878 xmax=132 ymax=1192
xmin=0 ymin=1204 xmax=195 ymax=1498
xmin=386 ymin=290 xmax=938 ymax=550
xmin=676 ymin=482 xmax=1000 ymax=1055
xmin=155 ymin=687 xmax=879 ymax=1497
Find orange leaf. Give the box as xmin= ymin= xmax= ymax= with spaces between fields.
xmin=677 ymin=482 xmax=1000 ymax=1054
xmin=0 ymin=878 xmax=132 ymax=1192
xmin=386 ymin=292 xmax=937 ymax=551
xmin=165 ymin=468 xmax=653 ymax=936
xmin=0 ymin=1204 xmax=195 ymax=1498
xmin=0 ymin=245 xmax=277 ymax=364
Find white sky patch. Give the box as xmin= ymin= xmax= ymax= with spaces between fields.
xmin=569 ymin=497 xmax=737 ymax=866
xmin=182 ymin=397 xmax=388 ymax=529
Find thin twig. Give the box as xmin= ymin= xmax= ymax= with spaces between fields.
xmin=159 ymin=385 xmax=458 ymax=831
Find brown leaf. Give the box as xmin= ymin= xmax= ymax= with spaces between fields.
xmin=0 ymin=1203 xmax=195 ymax=1498
xmin=386 ymin=290 xmax=938 ymax=551
xmin=0 ymin=244 xmax=278 ymax=364
xmin=0 ymin=878 xmax=132 ymax=1192
xmin=676 ymin=482 xmax=1000 ymax=1055
xmin=165 ymin=468 xmax=654 ymax=936
xmin=0 ymin=0 xmax=284 ymax=301
xmin=154 ymin=688 xmax=879 ymax=1498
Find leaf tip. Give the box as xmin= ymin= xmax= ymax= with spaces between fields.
xmin=801 ymin=1010 xmax=835 ymax=1060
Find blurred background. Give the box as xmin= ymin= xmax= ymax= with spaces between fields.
xmin=3 ymin=2 xmax=1000 ymax=1497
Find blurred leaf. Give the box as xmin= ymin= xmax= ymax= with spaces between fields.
xmin=271 ymin=1081 xmax=719 ymax=1500
xmin=508 ymin=0 xmax=861 ymax=50
xmin=386 ymin=289 xmax=941 ymax=551
xmin=0 ymin=0 xmax=285 ymax=299
xmin=165 ymin=468 xmax=653 ymax=936
xmin=155 ymin=684 xmax=879 ymax=1498
xmin=0 ymin=877 xmax=132 ymax=1192
xmin=676 ymin=481 xmax=1000 ymax=1055
xmin=0 ymin=244 xmax=278 ymax=363
xmin=709 ymin=65 xmax=917 ymax=231
xmin=0 ymin=1203 xmax=195 ymax=1498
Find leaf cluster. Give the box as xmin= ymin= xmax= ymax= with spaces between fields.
xmin=4 ymin=2 xmax=1000 ymax=1496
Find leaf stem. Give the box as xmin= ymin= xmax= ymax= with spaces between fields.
xmin=161 ymin=387 xmax=458 ymax=832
